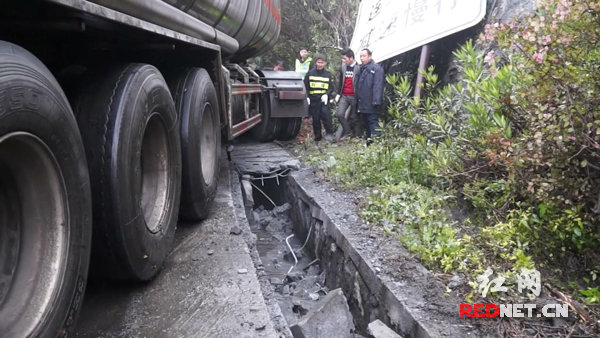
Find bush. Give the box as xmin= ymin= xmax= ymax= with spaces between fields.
xmin=304 ymin=0 xmax=599 ymax=297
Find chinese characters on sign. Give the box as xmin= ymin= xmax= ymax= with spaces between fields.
xmin=350 ymin=0 xmax=486 ymax=62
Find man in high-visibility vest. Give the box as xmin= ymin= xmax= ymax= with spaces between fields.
xmin=303 ymin=53 xmax=335 ymax=142
xmin=295 ymin=47 xmax=313 ymax=78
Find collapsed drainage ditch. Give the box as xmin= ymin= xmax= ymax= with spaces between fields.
xmin=230 ymin=142 xmax=478 ymax=338
xmin=240 ymin=170 xmax=361 ymax=337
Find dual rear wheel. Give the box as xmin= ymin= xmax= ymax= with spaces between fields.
xmin=0 ymin=40 xmax=221 ymax=336
xmin=251 ymin=95 xmax=303 ymax=142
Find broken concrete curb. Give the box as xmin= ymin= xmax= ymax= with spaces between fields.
xmin=288 ymin=169 xmax=483 ymax=338
xmin=290 ymin=288 xmax=355 ymax=338
xmin=368 ymin=319 xmax=403 ymax=338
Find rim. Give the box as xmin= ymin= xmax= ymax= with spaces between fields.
xmin=0 ymin=132 xmax=68 ymax=335
xmin=200 ymin=103 xmax=216 ymax=186
xmin=140 ymin=114 xmax=169 ymax=233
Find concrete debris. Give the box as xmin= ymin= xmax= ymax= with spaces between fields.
xmin=290 ymin=288 xmax=355 ymax=338
xmin=291 ymin=299 xmax=311 ymax=316
xmin=285 ymin=271 xmax=305 ymax=282
xmin=369 ymin=295 xmax=379 ymax=308
xmin=230 ymin=225 xmax=242 ymax=235
xmin=207 ymin=249 xmax=214 ymax=256
xmin=284 ymin=249 xmax=304 ymax=261
xmin=281 ymin=159 xmax=301 ymax=170
xmin=308 ymin=293 xmax=319 ymax=301
xmin=448 ymin=274 xmax=464 ymax=288
xmin=367 ymin=320 xmax=402 ymax=338
xmin=238 ymin=268 xmax=248 ymax=274
xmin=241 ymin=177 xmax=254 ymax=206
xmin=273 ymin=202 xmax=292 ymax=214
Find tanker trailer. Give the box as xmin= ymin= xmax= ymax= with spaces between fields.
xmin=0 ymin=0 xmax=306 ymax=336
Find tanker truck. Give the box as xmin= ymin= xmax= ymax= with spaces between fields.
xmin=0 ymin=0 xmax=307 ymax=336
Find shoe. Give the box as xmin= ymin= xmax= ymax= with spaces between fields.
xmin=334 ymin=127 xmax=343 ymax=141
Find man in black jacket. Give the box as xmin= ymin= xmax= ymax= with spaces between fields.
xmin=356 ymin=48 xmax=384 ymax=144
xmin=334 ymin=48 xmax=362 ymax=140
xmin=303 ymin=53 xmax=335 ymax=142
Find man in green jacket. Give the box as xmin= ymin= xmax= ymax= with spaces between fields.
xmin=295 ymin=47 xmax=313 ymax=78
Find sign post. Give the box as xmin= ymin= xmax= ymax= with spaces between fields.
xmin=350 ymin=0 xmax=487 ymax=62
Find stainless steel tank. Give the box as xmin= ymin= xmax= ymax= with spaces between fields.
xmin=88 ymin=0 xmax=281 ymax=60
xmin=164 ymin=0 xmax=281 ymax=61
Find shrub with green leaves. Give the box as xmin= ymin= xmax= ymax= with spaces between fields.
xmin=385 ymin=0 xmax=600 ymax=255
xmin=303 ymin=0 xmax=599 ymax=299
xmin=362 ymin=181 xmax=480 ymax=273
xmin=481 ymin=0 xmax=600 ymax=250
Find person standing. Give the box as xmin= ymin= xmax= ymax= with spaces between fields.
xmin=356 ymin=48 xmax=384 ymax=145
xmin=334 ymin=48 xmax=361 ymax=140
xmin=295 ymin=47 xmax=313 ymax=78
xmin=273 ymin=60 xmax=285 ymax=71
xmin=304 ymin=53 xmax=334 ymax=142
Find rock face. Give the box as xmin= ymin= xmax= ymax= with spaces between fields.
xmin=289 ymin=288 xmax=355 ymax=338
xmin=384 ymin=0 xmax=538 ymax=84
xmin=488 ymin=0 xmax=537 ymax=22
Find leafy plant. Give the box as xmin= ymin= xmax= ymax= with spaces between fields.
xmin=580 ymin=287 xmax=600 ymax=304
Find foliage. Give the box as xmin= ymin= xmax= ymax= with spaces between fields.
xmin=257 ymin=0 xmax=358 ymax=73
xmin=484 ymin=0 xmax=600 ymax=213
xmin=381 ymin=0 xmax=600 ymax=256
xmin=363 ymin=182 xmax=480 ymax=273
xmin=312 ymin=131 xmax=431 ymax=188
xmin=580 ymin=287 xmax=600 ymax=304
xmin=298 ymin=0 xmax=600 ymax=305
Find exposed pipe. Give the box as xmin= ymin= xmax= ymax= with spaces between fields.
xmin=285 ymin=234 xmax=298 ymax=275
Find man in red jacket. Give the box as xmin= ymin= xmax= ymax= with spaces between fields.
xmin=334 ymin=48 xmax=362 ymax=141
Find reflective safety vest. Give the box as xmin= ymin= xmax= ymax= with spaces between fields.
xmin=295 ymin=57 xmax=312 ymax=77
xmin=307 ymin=75 xmax=329 ymax=95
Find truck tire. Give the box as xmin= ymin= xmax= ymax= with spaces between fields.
xmin=250 ymin=93 xmax=280 ymax=142
xmin=74 ymin=64 xmax=181 ymax=281
xmin=0 ymin=41 xmax=92 ymax=337
xmin=169 ymin=68 xmax=220 ymax=221
xmin=276 ymin=117 xmax=302 ymax=141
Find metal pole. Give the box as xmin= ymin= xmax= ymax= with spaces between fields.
xmin=413 ymin=44 xmax=431 ymax=99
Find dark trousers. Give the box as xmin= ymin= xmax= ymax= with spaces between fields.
xmin=362 ymin=112 xmax=380 ymax=141
xmin=336 ymin=95 xmax=356 ymax=136
xmin=309 ymin=101 xmax=333 ymax=141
